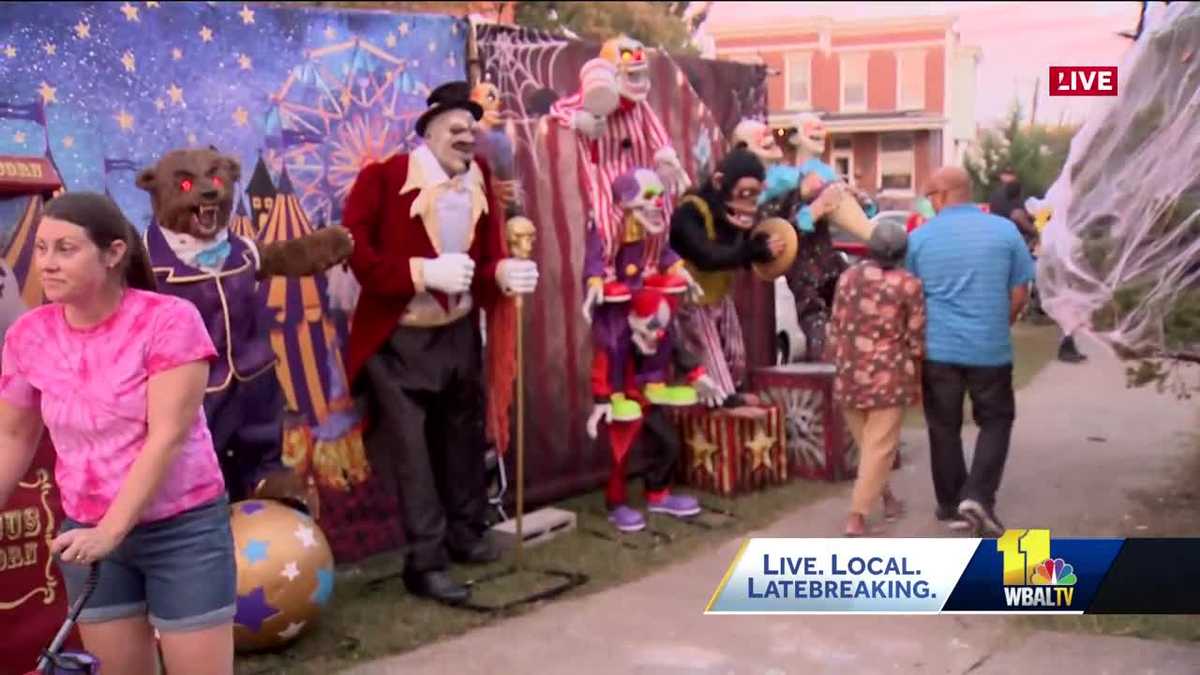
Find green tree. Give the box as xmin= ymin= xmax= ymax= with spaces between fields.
xmin=513 ymin=1 xmax=699 ymax=53
xmin=964 ymin=100 xmax=1076 ymax=202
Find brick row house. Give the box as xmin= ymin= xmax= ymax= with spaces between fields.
xmin=709 ymin=15 xmax=980 ymax=206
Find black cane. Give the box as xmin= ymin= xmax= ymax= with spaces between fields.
xmin=36 ymin=562 xmax=100 ymax=673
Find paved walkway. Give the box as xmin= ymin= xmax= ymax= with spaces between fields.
xmin=349 ymin=335 xmax=1200 ymax=675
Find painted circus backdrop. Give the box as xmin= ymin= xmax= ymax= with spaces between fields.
xmin=0 ymin=5 xmax=766 ymax=662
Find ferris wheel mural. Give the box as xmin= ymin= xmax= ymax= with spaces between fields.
xmin=263 ymin=37 xmax=443 ymax=224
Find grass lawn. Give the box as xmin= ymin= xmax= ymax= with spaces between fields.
xmin=903 ymin=323 xmax=1063 ymax=429
xmin=235 ymin=479 xmax=843 ymax=674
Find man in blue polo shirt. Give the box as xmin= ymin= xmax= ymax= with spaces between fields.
xmin=906 ymin=166 xmax=1035 ymax=537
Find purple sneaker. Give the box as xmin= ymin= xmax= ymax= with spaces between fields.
xmin=608 ymin=505 xmax=646 ymax=532
xmin=647 ymin=493 xmax=702 ymax=518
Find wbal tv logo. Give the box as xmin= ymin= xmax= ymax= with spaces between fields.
xmin=998 ymin=529 xmax=1078 ymax=608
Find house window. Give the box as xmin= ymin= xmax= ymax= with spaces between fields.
xmin=785 ymin=52 xmax=811 ymax=109
xmin=840 ymin=52 xmax=868 ymax=112
xmin=897 ymin=49 xmax=926 ymax=110
xmin=879 ymin=132 xmax=915 ymax=191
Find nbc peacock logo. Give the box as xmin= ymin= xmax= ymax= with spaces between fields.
xmin=998 ymin=530 xmax=1078 ymax=608
xmin=1031 ymin=558 xmax=1077 ymax=587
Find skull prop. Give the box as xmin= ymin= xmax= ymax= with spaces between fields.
xmin=613 ymin=168 xmax=667 ymax=236
xmin=599 ymin=34 xmax=651 ymax=103
xmin=471 ymin=81 xmax=502 ymax=131
xmin=788 ymin=112 xmax=827 ymax=160
xmin=732 ymin=119 xmax=783 ymax=165
xmin=628 ymin=288 xmax=672 ymax=355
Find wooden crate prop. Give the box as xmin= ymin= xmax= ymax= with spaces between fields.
xmin=670 ymin=405 xmax=787 ymax=496
xmin=752 ymin=364 xmax=861 ymax=482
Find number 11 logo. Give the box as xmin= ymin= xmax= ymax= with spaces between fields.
xmin=997 ymin=529 xmax=1051 ymax=586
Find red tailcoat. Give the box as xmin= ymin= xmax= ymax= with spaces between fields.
xmin=342 ymin=153 xmax=507 ymax=390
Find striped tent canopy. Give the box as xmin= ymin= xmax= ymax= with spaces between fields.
xmin=230 ymin=194 xmax=258 ymax=240
xmin=257 ymin=167 xmax=344 ymax=427
xmin=3 ymin=194 xmax=46 ymax=308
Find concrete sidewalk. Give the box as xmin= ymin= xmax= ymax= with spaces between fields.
xmin=348 ymin=336 xmax=1200 ymax=675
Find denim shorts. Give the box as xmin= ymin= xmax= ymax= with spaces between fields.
xmin=58 ymin=497 xmax=237 ymax=632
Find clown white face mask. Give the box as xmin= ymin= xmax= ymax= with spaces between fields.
xmin=789 ymin=113 xmax=827 ymax=159
xmin=424 ymin=108 xmax=477 ymax=177
xmin=615 ymin=168 xmax=667 ymax=236
xmin=600 ymin=35 xmax=650 ymax=103
xmin=629 ymin=293 xmax=671 ymax=355
xmin=733 ymin=119 xmax=783 ymax=166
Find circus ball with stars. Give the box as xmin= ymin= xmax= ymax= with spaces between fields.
xmin=230 ymin=499 xmax=335 ymax=652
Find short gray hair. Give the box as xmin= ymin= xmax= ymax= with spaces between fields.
xmin=867 ymin=221 xmax=908 ymax=269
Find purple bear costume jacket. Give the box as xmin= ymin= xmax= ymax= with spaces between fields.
xmin=145 ymin=223 xmax=276 ymax=391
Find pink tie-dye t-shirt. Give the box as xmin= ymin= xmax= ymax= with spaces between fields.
xmin=0 ymin=288 xmax=225 ymax=524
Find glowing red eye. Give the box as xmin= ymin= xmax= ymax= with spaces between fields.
xmin=211 ymin=176 xmax=223 ymax=189
xmin=180 ymin=179 xmax=193 ymax=192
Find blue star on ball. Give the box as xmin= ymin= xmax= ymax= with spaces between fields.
xmin=242 ymin=538 xmax=270 ymax=565
xmin=311 ymin=567 xmax=334 ymax=606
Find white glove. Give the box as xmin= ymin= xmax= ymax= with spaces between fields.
xmin=676 ymin=267 xmax=705 ymax=304
xmin=496 ymin=258 xmax=539 ymax=295
xmin=581 ymin=283 xmax=604 ymax=324
xmin=655 ymin=147 xmax=691 ymax=193
xmin=324 ymin=263 xmax=362 ymax=313
xmin=421 ymin=253 xmax=475 ymax=294
xmin=573 ymin=110 xmax=608 ymax=140
xmin=695 ymin=375 xmax=725 ymax=408
xmin=586 ymin=403 xmax=612 ymax=440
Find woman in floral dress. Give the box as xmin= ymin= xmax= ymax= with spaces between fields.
xmin=824 ymin=221 xmax=926 ymax=536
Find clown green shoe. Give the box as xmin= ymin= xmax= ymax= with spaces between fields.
xmin=645 ymin=383 xmax=698 ymax=406
xmin=610 ymin=394 xmax=643 ymax=422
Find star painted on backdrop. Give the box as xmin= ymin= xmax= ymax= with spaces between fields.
xmin=167 ymin=83 xmax=185 ymax=106
xmin=237 ymin=53 xmax=252 ymax=70
xmin=238 ymin=4 xmax=255 ymax=25
xmin=385 ymin=33 xmax=396 ymax=48
xmin=146 ymin=1 xmax=161 ymax=8
xmin=187 ymin=132 xmax=198 ymax=145
xmin=3 ymin=46 xmax=15 ymax=58
xmin=62 ymin=136 xmax=74 ymax=148
xmin=199 ymin=26 xmax=213 ymax=43
xmin=280 ymin=561 xmax=300 ymax=582
xmin=74 ymin=21 xmax=91 ymax=40
xmin=38 ymin=82 xmax=57 ymax=105
xmin=115 ymin=110 xmax=134 ymax=131
xmin=121 ymin=51 xmax=136 ymax=72
xmin=294 ymin=524 xmax=317 ymax=549
xmin=447 ymin=53 xmax=457 ymax=68
xmin=120 ymin=2 xmax=140 ymax=21
xmin=171 ymin=47 xmax=183 ymax=61
xmin=310 ymin=567 xmax=334 ymax=606
xmin=153 ymin=98 xmax=165 ymax=111
xmin=235 ymin=587 xmax=279 ymax=633
xmin=241 ymin=538 xmax=269 ymax=564
xmin=427 ymin=39 xmax=437 ymax=53
xmin=398 ymin=22 xmax=410 ymax=36
xmin=43 ymin=43 xmax=56 ymax=56
xmin=277 ymin=622 xmax=305 ymax=640
xmin=232 ymin=106 xmax=249 ymax=127
xmin=13 ymin=131 xmax=26 ymax=144
xmin=339 ymin=89 xmax=352 ymax=107
xmin=324 ymin=26 xmax=336 ymax=40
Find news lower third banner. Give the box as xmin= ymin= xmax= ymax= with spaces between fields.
xmin=705 ymin=532 xmax=1200 ymax=614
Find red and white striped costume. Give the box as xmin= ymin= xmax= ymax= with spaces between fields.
xmin=548 ymin=93 xmax=676 ymax=279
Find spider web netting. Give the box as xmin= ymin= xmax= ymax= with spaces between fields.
xmin=1038 ymin=2 xmax=1200 ymax=361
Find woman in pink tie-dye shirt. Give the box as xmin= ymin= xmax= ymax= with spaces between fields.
xmin=0 ymin=193 xmax=234 ymax=675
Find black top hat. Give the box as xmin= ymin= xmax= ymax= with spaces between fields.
xmin=415 ymin=81 xmax=483 ymax=137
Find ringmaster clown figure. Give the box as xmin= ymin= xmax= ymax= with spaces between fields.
xmin=342 ymin=82 xmax=539 ymax=605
